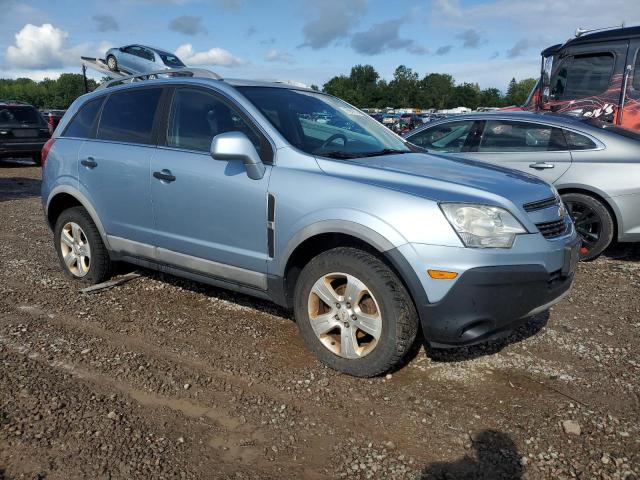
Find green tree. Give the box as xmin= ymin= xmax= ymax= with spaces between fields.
xmin=388 ymin=65 xmax=419 ymax=107
xmin=505 ymin=78 xmax=536 ymax=106
xmin=0 ymin=74 xmax=98 ymax=109
xmin=419 ymin=73 xmax=455 ymax=110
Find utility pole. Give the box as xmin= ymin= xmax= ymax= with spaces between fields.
xmin=82 ymin=65 xmax=89 ymax=93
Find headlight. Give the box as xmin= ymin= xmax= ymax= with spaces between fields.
xmin=440 ymin=203 xmax=527 ymax=248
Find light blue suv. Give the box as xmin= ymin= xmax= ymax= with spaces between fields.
xmin=41 ymin=70 xmax=579 ymax=377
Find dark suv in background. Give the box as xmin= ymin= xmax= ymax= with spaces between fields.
xmin=0 ymin=100 xmax=50 ymax=165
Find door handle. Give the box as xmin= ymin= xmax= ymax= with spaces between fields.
xmin=529 ymin=162 xmax=555 ymax=170
xmin=153 ymin=169 xmax=176 ymax=182
xmin=81 ymin=157 xmax=97 ymax=168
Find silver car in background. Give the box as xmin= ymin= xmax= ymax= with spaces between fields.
xmin=405 ymin=111 xmax=640 ymax=260
xmin=105 ymin=45 xmax=185 ymax=74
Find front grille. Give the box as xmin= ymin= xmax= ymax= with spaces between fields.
xmin=524 ymin=196 xmax=558 ymax=212
xmin=536 ymin=218 xmax=567 ymax=239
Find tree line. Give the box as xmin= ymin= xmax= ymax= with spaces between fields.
xmin=320 ymin=65 xmax=537 ymax=110
xmin=1 ymin=66 xmax=536 ymax=111
xmin=0 ymin=74 xmax=98 ymax=109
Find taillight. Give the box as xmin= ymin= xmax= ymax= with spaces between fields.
xmin=41 ymin=138 xmax=55 ymax=167
xmin=47 ymin=115 xmax=55 ymax=134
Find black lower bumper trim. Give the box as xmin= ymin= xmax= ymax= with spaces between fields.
xmin=419 ymin=265 xmax=573 ymax=347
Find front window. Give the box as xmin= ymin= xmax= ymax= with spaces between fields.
xmin=407 ymin=121 xmax=473 ymax=152
xmin=549 ymin=52 xmax=614 ymax=101
xmin=237 ymin=86 xmax=411 ymax=159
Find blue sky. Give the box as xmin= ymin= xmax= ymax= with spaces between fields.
xmin=1 ymin=0 xmax=638 ymax=91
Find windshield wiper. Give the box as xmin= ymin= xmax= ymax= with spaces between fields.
xmin=319 ymin=150 xmax=360 ymax=159
xmin=359 ymin=148 xmax=412 ymax=157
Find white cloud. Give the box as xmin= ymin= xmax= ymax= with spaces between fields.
xmin=300 ymin=0 xmax=367 ymax=49
xmin=265 ymin=49 xmax=295 ymax=64
xmin=6 ymin=23 xmax=72 ymax=69
xmin=175 ymin=43 xmax=246 ymax=67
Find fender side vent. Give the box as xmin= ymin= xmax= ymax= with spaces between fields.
xmin=267 ymin=193 xmax=275 ymax=258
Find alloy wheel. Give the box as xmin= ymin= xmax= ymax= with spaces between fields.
xmin=307 ymin=272 xmax=382 ymax=359
xmin=565 ymin=200 xmax=601 ymax=256
xmin=60 ymin=222 xmax=91 ymax=277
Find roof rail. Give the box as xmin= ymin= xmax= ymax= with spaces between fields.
xmin=272 ymin=79 xmax=310 ymax=89
xmin=575 ymin=22 xmax=625 ymax=37
xmin=0 ymin=99 xmax=30 ymax=105
xmin=96 ymin=68 xmax=223 ymax=90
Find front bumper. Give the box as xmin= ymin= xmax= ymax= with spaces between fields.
xmin=386 ymin=232 xmax=579 ymax=347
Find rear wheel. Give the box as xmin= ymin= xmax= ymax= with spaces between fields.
xmin=562 ymin=193 xmax=614 ymax=261
xmin=54 ymin=206 xmax=112 ymax=284
xmin=294 ymin=247 xmax=418 ymax=377
xmin=107 ymin=55 xmax=118 ymax=72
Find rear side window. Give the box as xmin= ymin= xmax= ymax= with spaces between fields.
xmin=551 ymin=53 xmax=614 ymax=101
xmin=478 ymin=120 xmax=567 ymax=152
xmin=0 ymin=105 xmax=44 ymax=126
xmin=563 ymin=130 xmax=597 ymax=150
xmin=97 ymin=88 xmax=162 ymax=145
xmin=408 ymin=121 xmax=474 ymax=152
xmin=167 ymin=87 xmax=263 ymax=155
xmin=63 ymin=97 xmax=104 ymax=139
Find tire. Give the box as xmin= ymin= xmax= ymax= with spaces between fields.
xmin=54 ymin=206 xmax=112 ymax=284
xmin=294 ymin=247 xmax=418 ymax=377
xmin=107 ymin=55 xmax=118 ymax=72
xmin=562 ymin=193 xmax=614 ymax=261
xmin=31 ymin=153 xmax=42 ymax=166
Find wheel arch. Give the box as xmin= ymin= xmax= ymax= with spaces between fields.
xmin=278 ymin=224 xmax=422 ymax=311
xmin=46 ymin=186 xmax=111 ymax=249
xmin=557 ymin=186 xmax=620 ymax=240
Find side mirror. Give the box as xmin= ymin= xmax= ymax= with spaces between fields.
xmin=210 ymin=131 xmax=266 ymax=180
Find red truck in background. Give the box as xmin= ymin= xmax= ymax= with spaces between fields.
xmin=512 ymin=25 xmax=640 ymax=132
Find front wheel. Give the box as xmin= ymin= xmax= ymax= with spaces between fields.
xmin=54 ymin=206 xmax=113 ymax=284
xmin=562 ymin=193 xmax=614 ymax=261
xmin=294 ymin=247 xmax=418 ymax=377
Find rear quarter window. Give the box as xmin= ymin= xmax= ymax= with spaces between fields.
xmin=97 ymin=88 xmax=162 ymax=145
xmin=563 ymin=129 xmax=597 ymax=150
xmin=63 ymin=97 xmax=105 ymax=139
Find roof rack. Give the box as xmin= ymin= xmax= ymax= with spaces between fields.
xmin=575 ymin=22 xmax=625 ymax=37
xmin=96 ymin=68 xmax=223 ymax=90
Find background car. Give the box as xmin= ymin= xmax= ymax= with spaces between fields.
xmin=404 ymin=111 xmax=640 ymax=260
xmin=0 ymin=100 xmax=50 ymax=165
xmin=105 ymin=45 xmax=186 ymax=74
xmin=40 ymin=109 xmax=66 ymax=134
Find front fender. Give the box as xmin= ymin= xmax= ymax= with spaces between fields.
xmin=272 ymin=211 xmax=408 ymax=277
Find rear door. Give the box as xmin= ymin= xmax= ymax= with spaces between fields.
xmin=78 ymin=86 xmax=164 ymax=251
xmin=464 ymin=119 xmax=572 ymax=184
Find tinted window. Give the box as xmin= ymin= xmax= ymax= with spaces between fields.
xmin=167 ymin=88 xmax=262 ymax=154
xmin=63 ymin=97 xmax=104 ymax=138
xmin=478 ymin=120 xmax=567 ymax=152
xmin=408 ymin=121 xmax=473 ymax=152
xmin=633 ymin=49 xmax=640 ymax=90
xmin=160 ymin=53 xmax=184 ymax=67
xmin=563 ymin=129 xmax=597 ymax=150
xmin=97 ymin=88 xmax=161 ymax=144
xmin=0 ymin=105 xmax=44 ymax=126
xmin=238 ymin=86 xmax=410 ymax=158
xmin=550 ymin=53 xmax=614 ymax=101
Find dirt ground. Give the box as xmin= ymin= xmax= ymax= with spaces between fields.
xmin=0 ymin=158 xmax=638 ymax=480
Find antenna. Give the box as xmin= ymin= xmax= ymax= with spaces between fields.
xmin=575 ymin=22 xmax=625 ymax=37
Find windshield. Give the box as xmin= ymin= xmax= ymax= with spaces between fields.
xmin=237 ymin=86 xmax=412 ymax=158
xmin=0 ymin=105 xmax=44 ymax=126
xmin=160 ymin=53 xmax=185 ymax=67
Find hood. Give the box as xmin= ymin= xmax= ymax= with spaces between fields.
xmin=315 ymin=152 xmax=555 ymax=212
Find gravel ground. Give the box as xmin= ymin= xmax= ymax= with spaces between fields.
xmin=1 ymin=158 xmax=638 ymax=479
